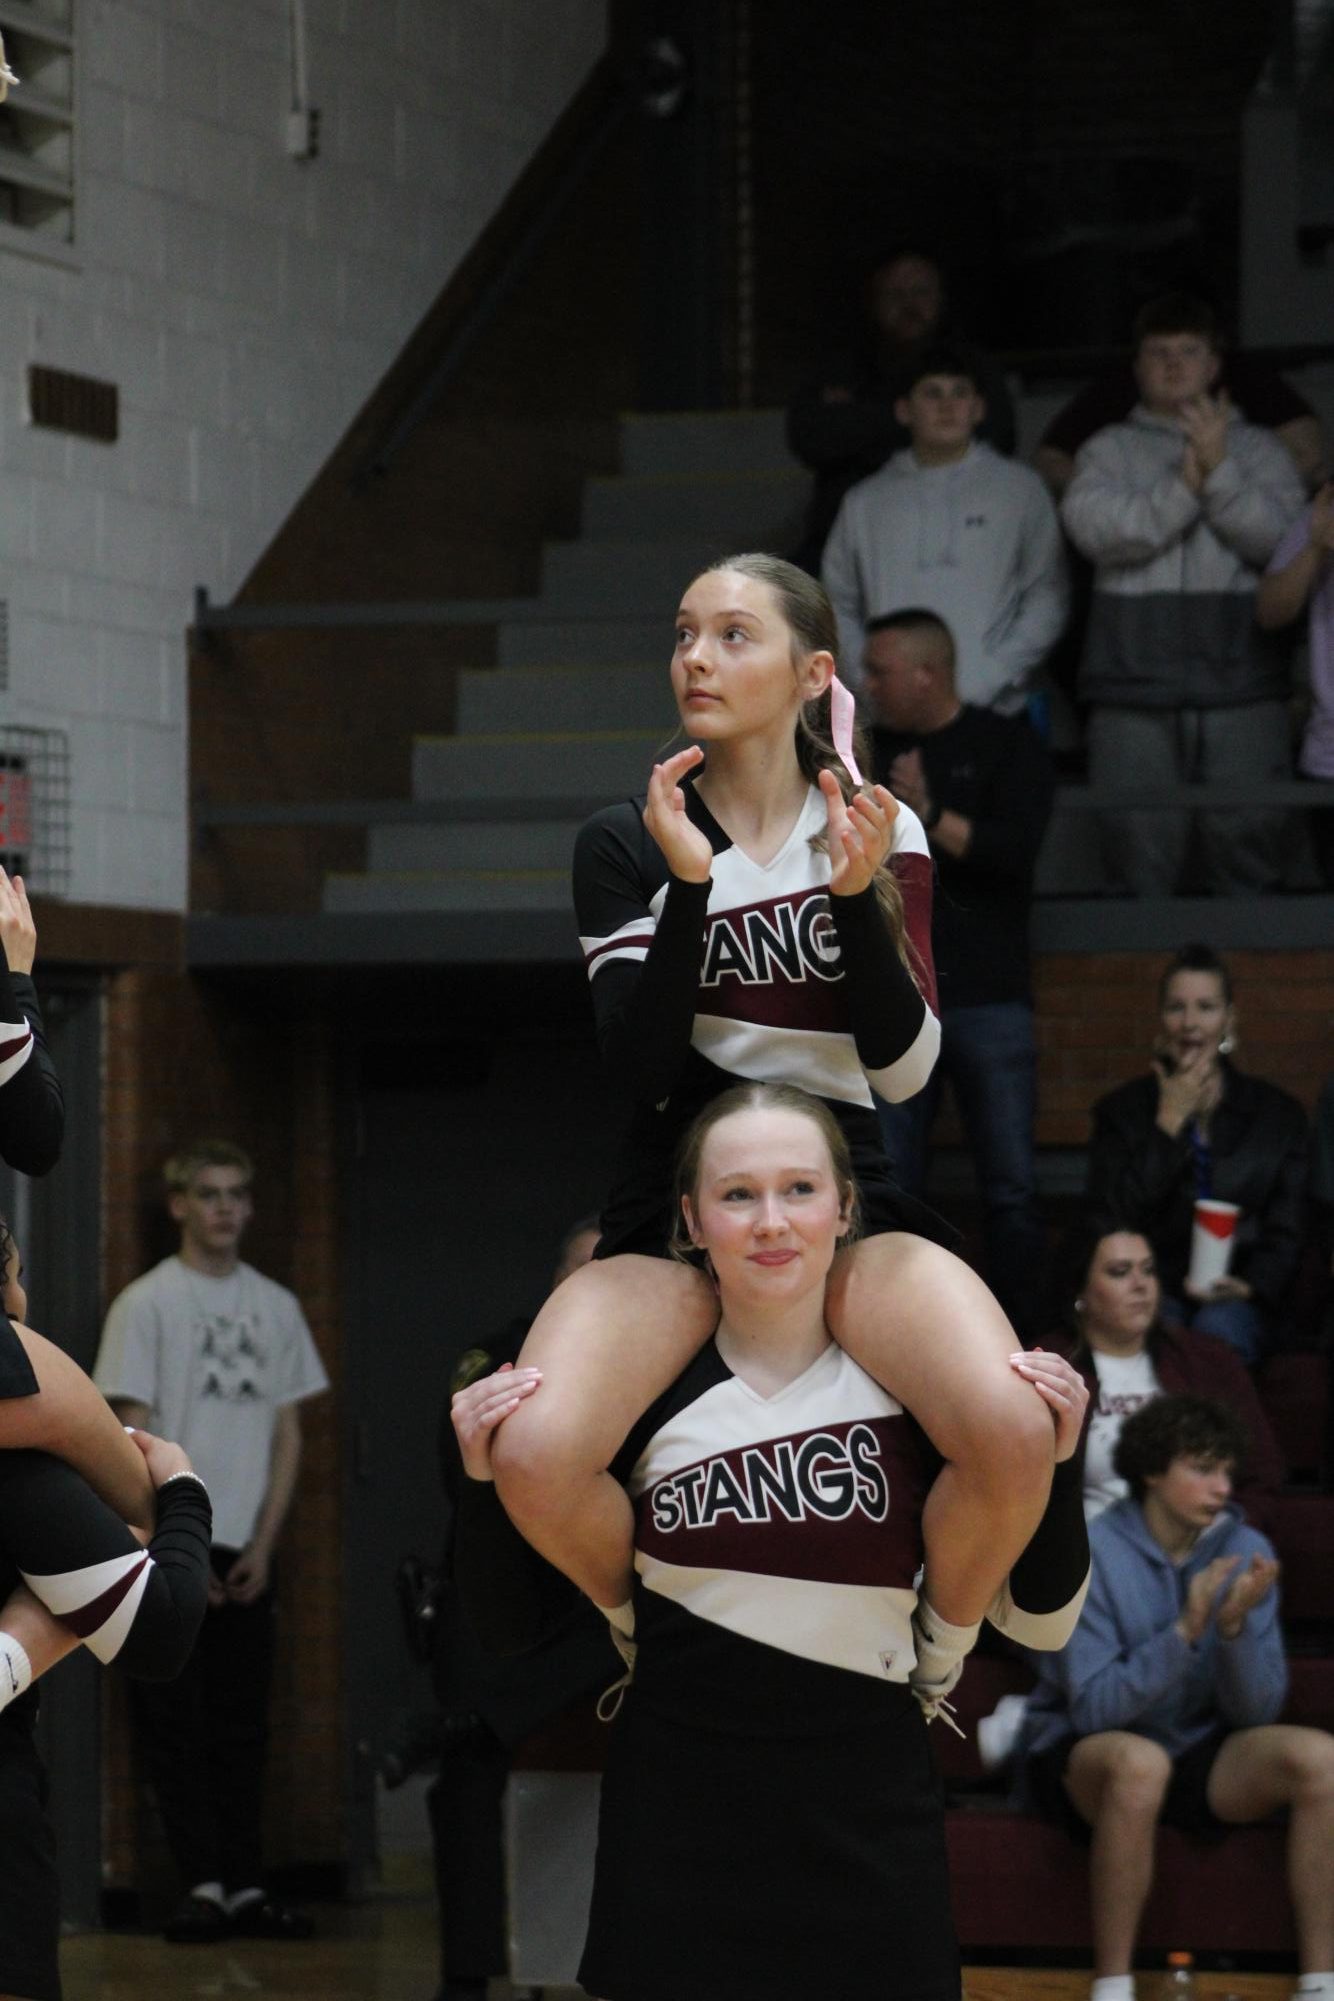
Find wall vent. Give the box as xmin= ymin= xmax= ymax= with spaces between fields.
xmin=0 ymin=726 xmax=71 ymax=897
xmin=27 ymin=364 xmax=118 ymax=443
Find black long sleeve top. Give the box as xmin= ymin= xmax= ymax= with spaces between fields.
xmin=0 ymin=1455 xmax=213 ymax=1726
xmin=0 ymin=961 xmax=64 ymax=1177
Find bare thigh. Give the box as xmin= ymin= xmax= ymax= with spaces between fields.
xmin=1207 ymin=1724 xmax=1334 ymax=1822
xmin=500 ymin=1254 xmax=719 ymax=1473
xmin=826 ymin=1232 xmax=1051 ymax=1466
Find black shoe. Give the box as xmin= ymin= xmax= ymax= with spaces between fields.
xmin=163 ymin=1893 xmax=229 ymax=1944
xmin=229 ymin=1895 xmax=315 ymax=1939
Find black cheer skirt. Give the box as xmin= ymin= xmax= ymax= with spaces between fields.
xmin=578 ymin=1684 xmax=961 ymax=2001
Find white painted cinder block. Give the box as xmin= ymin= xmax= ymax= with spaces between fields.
xmin=0 ymin=0 xmax=605 ymax=911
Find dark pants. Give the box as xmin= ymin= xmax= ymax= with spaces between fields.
xmin=129 ymin=1545 xmax=276 ymax=1897
xmin=426 ymin=1721 xmax=510 ymax=1987
xmin=877 ymin=1000 xmax=1046 ymax=1339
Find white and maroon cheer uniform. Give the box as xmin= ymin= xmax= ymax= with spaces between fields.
xmin=574 ymin=776 xmax=941 ymax=1255
xmin=459 ymin=1338 xmax=1089 ymax=2000
xmin=578 ymin=1337 xmax=960 ymax=2001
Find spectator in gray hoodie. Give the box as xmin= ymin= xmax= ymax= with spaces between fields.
xmin=1017 ymin=1395 xmax=1334 ymax=2001
xmin=1063 ymin=295 xmax=1306 ymax=897
xmin=821 ymin=346 xmax=1068 ymax=712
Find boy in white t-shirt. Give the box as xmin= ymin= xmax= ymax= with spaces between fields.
xmin=94 ymin=1140 xmax=328 ymax=1944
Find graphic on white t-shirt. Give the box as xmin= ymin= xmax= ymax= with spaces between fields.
xmin=1084 ymin=1348 xmax=1161 ymax=1523
xmin=195 ymin=1297 xmax=269 ymax=1403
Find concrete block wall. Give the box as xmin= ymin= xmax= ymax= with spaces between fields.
xmin=0 ymin=0 xmax=605 ymax=911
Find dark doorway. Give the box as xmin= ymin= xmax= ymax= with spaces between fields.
xmin=340 ymin=992 xmax=626 ymax=1885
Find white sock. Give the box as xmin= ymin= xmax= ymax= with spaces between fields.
xmin=1090 ymin=1977 xmax=1134 ymax=2001
xmin=1295 ymin=1976 xmax=1334 ymax=1999
xmin=187 ymin=1879 xmax=225 ymax=1909
xmin=911 ymin=1597 xmax=980 ymax=1688
xmin=226 ymin=1885 xmax=264 ymax=1915
xmin=602 ymin=1599 xmax=635 ymax=1640
xmin=0 ymin=1632 xmax=32 ymax=1713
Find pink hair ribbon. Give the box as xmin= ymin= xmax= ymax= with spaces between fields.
xmin=829 ymin=674 xmax=864 ymax=788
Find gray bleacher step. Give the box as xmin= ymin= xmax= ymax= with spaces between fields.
xmin=323 ymin=870 xmax=572 ymax=916
xmin=1034 ymin=813 xmax=1103 ymax=896
xmin=456 ymin=665 xmax=675 ymax=736
xmin=582 ymin=468 xmax=808 ymax=544
xmin=620 ymin=408 xmax=793 ymax=477
xmin=497 ymin=616 xmax=668 ymax=668
xmin=537 ymin=536 xmax=721 ymax=614
xmin=368 ymin=819 xmax=581 ymax=873
xmin=412 ymin=729 xmax=664 ymax=802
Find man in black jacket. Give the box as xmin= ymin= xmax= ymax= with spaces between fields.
xmin=866 ymin=609 xmax=1055 ymax=1338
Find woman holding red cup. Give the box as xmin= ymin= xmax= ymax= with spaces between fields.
xmin=1086 ymin=943 xmax=1308 ymax=1364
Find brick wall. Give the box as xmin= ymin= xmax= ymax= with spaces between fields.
xmin=0 ymin=0 xmax=606 ymax=911
xmin=1032 ymin=950 xmax=1334 ymax=1148
xmin=99 ymin=966 xmax=344 ymax=1893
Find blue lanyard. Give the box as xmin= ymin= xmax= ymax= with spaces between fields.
xmin=1186 ymin=1119 xmax=1212 ymax=1199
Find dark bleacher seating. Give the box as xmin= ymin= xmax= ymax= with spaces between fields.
xmin=948 ymin=1811 xmax=1294 ymax=1953
xmin=1257 ymin=1349 xmax=1330 ymax=1485
xmin=1267 ymin=1492 xmax=1334 ymax=1627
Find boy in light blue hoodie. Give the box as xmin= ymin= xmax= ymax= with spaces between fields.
xmin=1018 ymin=1395 xmax=1334 ymax=2001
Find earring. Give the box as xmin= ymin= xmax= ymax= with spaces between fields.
xmin=1218 ymin=1035 xmax=1233 ymax=1055
xmin=1074 ymin=1299 xmax=1085 ymax=1314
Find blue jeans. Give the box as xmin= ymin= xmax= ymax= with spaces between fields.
xmin=876 ymin=1001 xmax=1046 ymax=1339
xmin=1163 ymin=1294 xmax=1267 ymax=1367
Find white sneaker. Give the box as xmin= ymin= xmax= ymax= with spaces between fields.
xmin=977 ymin=1692 xmax=1029 ymax=1772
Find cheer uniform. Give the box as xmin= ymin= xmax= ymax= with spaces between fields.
xmin=575 ymin=777 xmax=941 ymax=1254
xmin=580 ymin=1337 xmax=954 ymax=2001
xmin=460 ymin=1334 xmax=1088 ymax=2001
xmin=0 ymin=1456 xmax=212 ymax=2001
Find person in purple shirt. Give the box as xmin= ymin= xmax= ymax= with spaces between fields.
xmin=1256 ymin=483 xmax=1334 ymax=884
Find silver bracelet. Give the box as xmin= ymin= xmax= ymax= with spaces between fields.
xmin=157 ymin=1470 xmax=209 ymax=1500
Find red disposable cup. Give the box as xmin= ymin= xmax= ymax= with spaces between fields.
xmin=1188 ymin=1199 xmax=1241 ymax=1292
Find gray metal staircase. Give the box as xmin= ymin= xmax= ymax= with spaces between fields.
xmin=321 ymin=408 xmax=803 ymax=926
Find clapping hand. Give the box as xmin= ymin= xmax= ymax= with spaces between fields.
xmin=643 ymin=748 xmax=713 ymax=884
xmin=1177 ymin=1553 xmax=1240 ymax=1645
xmin=1215 ymin=1551 xmax=1280 ymax=1640
xmin=819 ymin=770 xmax=898 ymax=896
xmin=1179 ymin=390 xmax=1231 ymax=491
xmin=450 ymin=1363 xmax=543 ymax=1483
xmin=0 ymin=871 xmax=36 ymax=976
